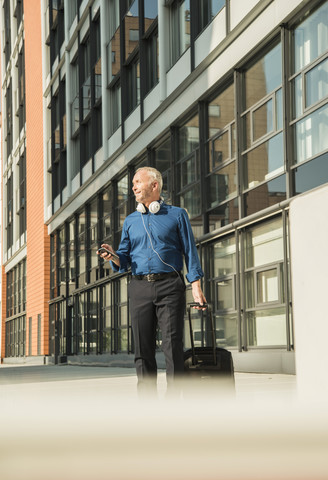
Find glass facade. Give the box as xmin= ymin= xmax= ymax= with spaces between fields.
xmin=46 ymin=1 xmax=328 ymax=362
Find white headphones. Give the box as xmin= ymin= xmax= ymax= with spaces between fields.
xmin=136 ymin=198 xmax=163 ymax=214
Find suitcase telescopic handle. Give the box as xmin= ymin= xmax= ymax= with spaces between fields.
xmin=187 ymin=303 xmax=217 ymax=366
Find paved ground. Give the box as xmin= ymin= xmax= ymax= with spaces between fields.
xmin=0 ymin=365 xmax=327 ymax=480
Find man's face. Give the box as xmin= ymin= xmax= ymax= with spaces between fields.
xmin=132 ymin=170 xmax=156 ymax=204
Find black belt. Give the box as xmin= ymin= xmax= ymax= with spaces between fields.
xmin=133 ymin=272 xmax=181 ymax=282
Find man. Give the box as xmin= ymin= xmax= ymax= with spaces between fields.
xmin=99 ymin=167 xmax=206 ymax=393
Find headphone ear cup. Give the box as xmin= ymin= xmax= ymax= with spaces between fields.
xmin=136 ymin=203 xmax=146 ymax=214
xmin=149 ymin=201 xmax=161 ymax=214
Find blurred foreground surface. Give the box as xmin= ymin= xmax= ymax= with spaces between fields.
xmin=0 ymin=365 xmax=327 ymax=480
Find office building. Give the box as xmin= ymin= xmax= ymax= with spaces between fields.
xmin=1 ymin=0 xmax=328 ymax=373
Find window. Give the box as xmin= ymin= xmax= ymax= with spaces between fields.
xmin=169 ymin=0 xmax=191 ymax=67
xmin=241 ymin=42 xmax=285 ymax=216
xmin=51 ymin=80 xmax=67 ymax=204
xmin=145 ymin=31 xmax=159 ymax=94
xmin=154 ymin=137 xmax=172 ymax=203
xmin=101 ymin=284 xmax=112 ymax=353
xmin=58 ymin=227 xmax=66 ymax=296
xmin=89 ymin=198 xmax=100 ymax=283
xmin=4 ymin=0 xmax=11 ymax=67
xmin=195 ymin=0 xmax=225 ymax=37
xmin=50 ymin=234 xmax=58 ymax=299
xmin=68 ymin=219 xmax=76 ymax=293
xmin=244 ymin=218 xmax=286 ymax=347
xmin=206 ymin=82 xmax=238 ymax=230
xmin=100 ymin=187 xmax=114 ymax=278
xmin=144 ymin=0 xmax=158 ymax=31
xmin=207 ymin=235 xmax=238 ymax=347
xmin=124 ymin=0 xmax=139 ymax=61
xmin=116 ymin=278 xmax=130 ymax=353
xmin=110 ymin=81 xmax=121 ymax=134
xmin=18 ymin=154 xmax=26 ymax=238
xmin=50 ymin=0 xmax=65 ymax=67
xmin=77 ymin=210 xmax=87 ymax=286
xmin=17 ymin=46 xmax=25 ymax=133
xmin=115 ymin=174 xmax=129 ymax=237
xmin=5 ymin=259 xmax=26 ymax=358
xmin=14 ymin=0 xmax=24 ymax=29
xmin=291 ymin=2 xmax=328 ymax=175
xmin=126 ymin=57 xmax=140 ymax=114
xmin=6 ymin=174 xmax=13 ymax=251
xmin=177 ymin=114 xmax=202 ymax=236
xmin=5 ymin=81 xmax=13 ymax=159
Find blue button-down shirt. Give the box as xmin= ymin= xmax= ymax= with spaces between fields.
xmin=111 ymin=203 xmax=204 ymax=283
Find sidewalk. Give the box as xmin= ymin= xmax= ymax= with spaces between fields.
xmin=0 ymin=363 xmax=297 ymax=400
xmin=0 ymin=365 xmax=327 ymax=480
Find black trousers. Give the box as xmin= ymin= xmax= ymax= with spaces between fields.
xmin=128 ymin=274 xmax=186 ymax=390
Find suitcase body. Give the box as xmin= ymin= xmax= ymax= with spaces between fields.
xmin=183 ymin=304 xmax=235 ymax=390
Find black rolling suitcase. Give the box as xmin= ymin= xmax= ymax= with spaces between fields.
xmin=183 ymin=303 xmax=235 ymax=390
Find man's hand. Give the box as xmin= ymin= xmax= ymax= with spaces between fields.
xmin=97 ymin=244 xmax=120 ymax=267
xmin=191 ymin=279 xmax=207 ymax=310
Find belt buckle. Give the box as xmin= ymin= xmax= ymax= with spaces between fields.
xmin=146 ymin=273 xmax=156 ymax=282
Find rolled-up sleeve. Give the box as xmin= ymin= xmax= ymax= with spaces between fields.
xmin=178 ymin=209 xmax=204 ymax=283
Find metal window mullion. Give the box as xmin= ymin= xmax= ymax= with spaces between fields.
xmin=239 ymin=229 xmax=247 ymax=351
xmin=234 ymin=69 xmax=243 ymax=219
xmin=281 ymin=25 xmax=293 ymax=199
xmin=283 ymin=209 xmax=293 ymax=351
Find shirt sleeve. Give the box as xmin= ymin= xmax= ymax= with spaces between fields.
xmin=110 ymin=219 xmax=131 ymax=273
xmin=178 ymin=209 xmax=204 ymax=283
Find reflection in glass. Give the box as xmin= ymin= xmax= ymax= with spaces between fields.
xmin=245 ymin=218 xmax=283 ymax=269
xmin=179 ymin=115 xmax=199 ymax=158
xmin=257 ymin=268 xmax=279 ymax=304
xmin=211 ymin=130 xmax=230 ymax=169
xmin=208 ymin=198 xmax=239 ymax=231
xmin=215 ymin=313 xmax=237 ymax=347
xmin=180 ymin=184 xmax=201 ymax=218
xmin=217 ymin=278 xmax=234 ymax=310
xmin=253 ymin=99 xmax=273 ymax=141
xmin=245 ymin=174 xmax=286 ymax=217
xmin=244 ymin=133 xmax=284 ymax=189
xmin=154 ymin=138 xmax=171 ymax=201
xmin=294 ymin=151 xmax=328 ymax=195
xmin=245 ymin=43 xmax=282 ymax=110
xmin=212 ymin=236 xmax=236 ymax=277
xmin=292 ymin=74 xmax=302 ymax=120
xmin=180 ymin=152 xmax=199 ymax=188
xmin=294 ymin=103 xmax=328 ymax=164
xmin=170 ymin=0 xmax=191 ymax=66
xmin=208 ymin=83 xmax=235 ymax=138
xmin=247 ymin=307 xmax=286 ymax=346
xmin=207 ymin=161 xmax=237 ymax=208
xmin=144 ymin=0 xmax=158 ymax=23
xmin=293 ymin=2 xmax=328 ymax=73
xmin=305 ymin=58 xmax=328 ymax=109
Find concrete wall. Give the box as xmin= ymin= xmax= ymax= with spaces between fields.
xmin=290 ymin=183 xmax=328 ymax=399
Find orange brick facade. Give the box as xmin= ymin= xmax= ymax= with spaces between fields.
xmin=1 ymin=0 xmax=50 ymax=360
xmin=24 ymin=0 xmax=50 ymax=357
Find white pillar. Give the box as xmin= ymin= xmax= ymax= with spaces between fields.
xmin=289 ymin=184 xmax=328 ymax=400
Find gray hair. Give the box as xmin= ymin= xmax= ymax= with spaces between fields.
xmin=136 ymin=167 xmax=163 ymax=193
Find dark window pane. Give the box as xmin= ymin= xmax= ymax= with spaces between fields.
xmin=207 ymin=161 xmax=237 ymax=208
xmin=245 ymin=175 xmax=286 ymax=217
xmin=294 ymin=152 xmax=328 ymax=195
xmin=245 ymin=43 xmax=282 ymax=110
xmin=243 ymin=133 xmax=284 ymax=190
xmin=208 ymin=198 xmax=239 ymax=231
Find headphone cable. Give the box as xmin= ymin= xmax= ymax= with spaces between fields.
xmin=140 ymin=213 xmax=180 ymax=278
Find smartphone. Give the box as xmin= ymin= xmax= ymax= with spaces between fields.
xmin=97 ymin=247 xmax=119 ymax=260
